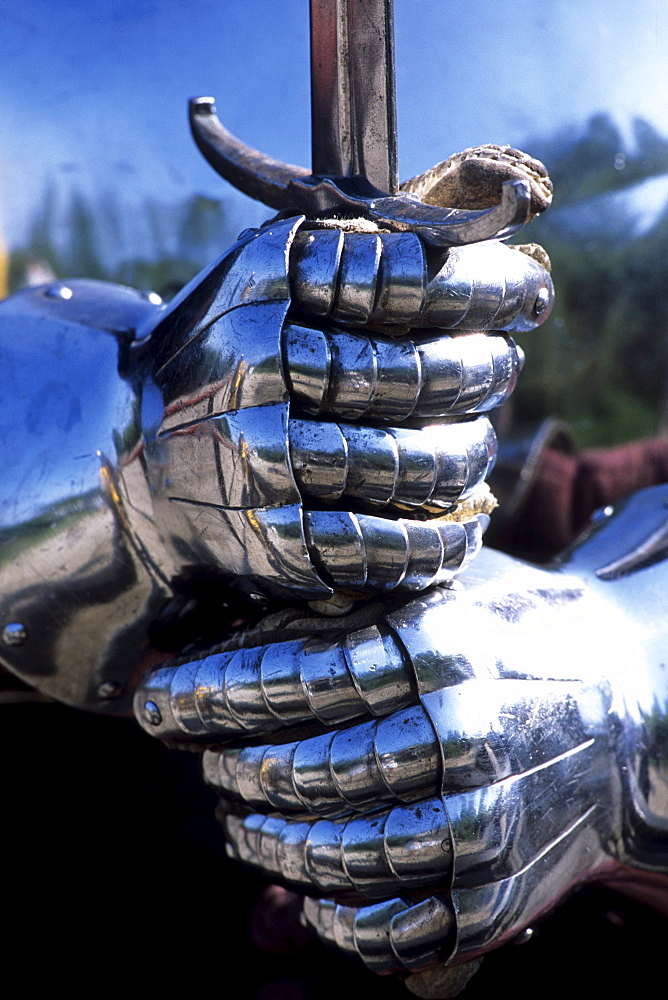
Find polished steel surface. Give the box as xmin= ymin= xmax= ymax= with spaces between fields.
xmin=289 ymin=416 xmax=496 ymax=507
xmin=310 ymin=0 xmax=398 ymax=194
xmin=5 ymin=201 xmax=531 ymax=704
xmin=0 ymin=160 xmax=553 ymax=760
xmin=136 ymin=487 xmax=668 ymax=973
xmin=304 ymin=509 xmax=486 ymax=591
xmin=138 ymin=624 xmax=414 ymax=741
xmin=133 ymin=217 xmax=530 ymax=601
xmin=0 ymin=33 xmax=575 ymax=971
xmin=283 ymin=323 xmax=526 ymax=422
xmin=0 ymin=280 xmax=172 ymax=713
xmin=1 ymin=214 xmax=535 ymax=705
xmin=290 ymin=230 xmax=553 ymax=332
xmin=303 ymin=894 xmax=456 ymax=973
xmin=6 ymin=3 xmax=667 ymax=990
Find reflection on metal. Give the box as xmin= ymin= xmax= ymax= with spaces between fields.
xmin=143 ymin=700 xmax=162 ymax=726
xmin=135 ymin=218 xmax=538 ymax=601
xmin=0 ymin=213 xmax=552 ymax=709
xmin=136 ymin=486 xmax=668 ymax=972
xmin=290 ymin=228 xmax=554 ymax=331
xmin=2 ymin=623 xmax=27 ymax=646
xmin=0 ymin=279 xmax=171 ymax=713
xmin=595 ymin=506 xmax=668 ymax=579
xmin=283 ymin=323 xmax=524 ymax=421
xmin=288 ymin=417 xmax=496 ymax=508
xmin=45 ymin=284 xmax=73 ymax=300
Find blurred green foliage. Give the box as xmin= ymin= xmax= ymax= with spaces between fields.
xmin=8 ymin=114 xmax=668 ymax=447
xmin=8 ymin=189 xmax=236 ymax=300
xmin=515 ymin=114 xmax=668 ymax=446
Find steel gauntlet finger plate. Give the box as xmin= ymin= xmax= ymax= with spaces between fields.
xmin=130 ymin=217 xmax=538 ymax=601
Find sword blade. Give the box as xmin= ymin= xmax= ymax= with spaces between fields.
xmin=309 ymin=0 xmax=398 ymax=194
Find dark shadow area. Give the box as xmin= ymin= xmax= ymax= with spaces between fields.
xmin=1 ymin=698 xmax=664 ymax=997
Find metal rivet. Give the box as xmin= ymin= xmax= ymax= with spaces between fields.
xmin=97 ymin=681 xmax=123 ymax=700
xmin=143 ymin=700 xmax=162 ymax=726
xmin=45 ymin=284 xmax=73 ymax=300
xmin=591 ymin=504 xmax=614 ymax=524
xmin=533 ymin=287 xmax=550 ymax=316
xmin=2 ymin=622 xmax=28 ymax=646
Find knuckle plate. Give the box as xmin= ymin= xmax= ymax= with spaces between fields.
xmin=137 ymin=218 xmax=498 ymax=600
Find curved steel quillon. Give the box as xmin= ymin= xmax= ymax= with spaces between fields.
xmin=134 ymin=217 xmax=549 ymax=601
xmin=135 ymin=486 xmax=668 ymax=971
xmin=189 ymin=97 xmax=532 ymax=247
xmin=0 ymin=217 xmax=549 ymax=707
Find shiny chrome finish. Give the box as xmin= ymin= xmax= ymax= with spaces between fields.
xmin=304 ymin=509 xmax=485 ymax=590
xmin=331 ymin=231 xmax=382 ymax=323
xmin=132 ymin=219 xmax=520 ymax=601
xmin=291 ymin=229 xmax=425 ymax=326
xmin=204 ymin=703 xmax=441 ymax=815
xmin=595 ymin=511 xmax=668 ymax=579
xmin=221 ymin=734 xmax=601 ymax=901
xmin=302 ymin=894 xmax=455 ymax=973
xmin=290 ymin=231 xmax=553 ymax=332
xmin=139 ymin=488 xmax=668 ymax=973
xmin=283 ymin=322 xmax=524 ymax=422
xmin=132 ymin=513 xmax=489 ymax=741
xmin=0 ymin=280 xmax=172 ymax=713
xmin=3 ymin=185 xmax=549 ymax=703
xmin=289 ymin=417 xmax=496 ymax=508
xmin=371 ymin=232 xmax=427 ymax=324
xmin=136 ymin=623 xmax=414 ymax=742
xmin=222 ymin=794 xmax=452 ymax=895
xmin=2 ymin=623 xmax=28 ymax=647
xmin=204 ymin=676 xmax=601 ymax=817
xmin=163 ymin=404 xmax=296 ymax=509
xmin=421 ymin=241 xmax=553 ymax=333
xmin=291 ymin=229 xmax=345 ymax=317
xmin=134 ymin=218 xmax=333 ymax=600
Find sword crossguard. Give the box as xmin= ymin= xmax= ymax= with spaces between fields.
xmin=189 ymin=97 xmax=531 ymax=247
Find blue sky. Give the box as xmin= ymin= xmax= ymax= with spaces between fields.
xmin=0 ymin=0 xmax=666 ymax=244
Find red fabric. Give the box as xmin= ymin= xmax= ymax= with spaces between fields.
xmin=506 ymin=435 xmax=668 ymax=559
xmin=573 ymin=437 xmax=668 ymax=529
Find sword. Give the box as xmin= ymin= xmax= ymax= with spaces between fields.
xmin=309 ymin=0 xmax=398 ymax=196
xmin=189 ymin=0 xmax=530 ymax=246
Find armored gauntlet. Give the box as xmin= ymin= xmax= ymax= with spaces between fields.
xmin=135 ymin=485 xmax=668 ymax=982
xmin=137 ymin=216 xmax=551 ymax=601
xmin=0 ymin=213 xmax=552 ymax=711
